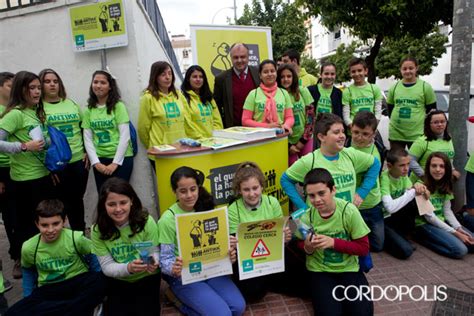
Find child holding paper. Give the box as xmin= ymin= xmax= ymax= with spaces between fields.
xmin=158 ymin=166 xmax=245 ymax=316
xmin=228 ymin=162 xmax=292 ymax=301
xmin=91 ymin=177 xmax=160 ymax=316
xmin=381 ymin=148 xmax=428 ymax=259
xmin=415 ymin=152 xmax=474 ymax=258
xmin=301 ymin=168 xmax=372 ymax=316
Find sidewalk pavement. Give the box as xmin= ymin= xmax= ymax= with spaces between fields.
xmin=1 ymin=224 xmax=473 ymax=315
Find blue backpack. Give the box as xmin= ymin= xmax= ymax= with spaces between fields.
xmin=45 ymin=125 xmax=72 ymax=172
xmin=129 ymin=122 xmax=138 ymax=156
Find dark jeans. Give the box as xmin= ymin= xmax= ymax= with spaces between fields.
xmin=384 ymin=225 xmax=414 ymax=260
xmin=0 ymin=167 xmax=15 ymax=260
xmin=105 ymin=273 xmax=160 ymax=316
xmin=56 ymin=160 xmax=88 ymax=231
xmin=10 ymin=175 xmax=57 ymax=260
xmin=6 ymin=271 xmax=106 ymax=316
xmin=463 ymin=212 xmax=474 ymax=232
xmin=466 ymin=171 xmax=474 ymax=209
xmin=93 ymin=157 xmax=133 ymax=193
xmin=310 ymin=271 xmax=373 ymax=316
xmin=231 ymin=261 xmax=273 ymax=302
xmin=0 ymin=293 xmax=7 ymax=315
xmin=383 ymin=200 xmax=417 ymax=259
xmin=360 ymin=203 xmax=384 ymax=252
xmin=389 ymin=140 xmax=413 ymax=152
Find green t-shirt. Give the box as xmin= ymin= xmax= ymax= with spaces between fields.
xmin=157 ymin=203 xmax=191 ymax=256
xmin=415 ymin=190 xmax=453 ymax=226
xmin=387 ymin=80 xmax=436 ymax=141
xmin=409 ymin=136 xmax=455 ymax=183
xmin=228 ymin=195 xmax=283 ymax=234
xmin=81 ymin=102 xmax=133 ymax=158
xmin=315 ymin=84 xmax=333 ymax=114
xmin=44 ymin=99 xmax=84 ymax=163
xmin=342 ymin=83 xmax=382 ymax=120
xmin=380 ymin=170 xmax=413 ymax=217
xmin=21 ymin=229 xmax=90 ymax=287
xmin=243 ymin=87 xmax=292 ymax=124
xmin=286 ymin=147 xmax=375 ymax=203
xmin=466 ymin=154 xmax=474 ymax=173
xmin=0 ymin=107 xmax=49 ymax=181
xmin=352 ymin=143 xmax=381 ymax=209
xmin=0 ymin=104 xmax=10 ymax=167
xmin=301 ymin=198 xmax=370 ymax=273
xmin=288 ymin=87 xmax=314 ymax=144
xmin=91 ymin=215 xmax=159 ymax=282
xmin=0 ymin=271 xmax=4 ymax=293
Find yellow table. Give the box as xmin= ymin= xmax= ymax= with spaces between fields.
xmin=150 ymin=136 xmax=289 ymax=216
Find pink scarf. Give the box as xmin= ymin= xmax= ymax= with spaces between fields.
xmin=259 ymin=83 xmax=279 ymax=124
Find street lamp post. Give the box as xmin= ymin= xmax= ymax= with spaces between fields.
xmin=211 ymin=6 xmax=235 ymax=24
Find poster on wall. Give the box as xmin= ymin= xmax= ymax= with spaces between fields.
xmin=190 ymin=24 xmax=272 ymax=89
xmin=69 ymin=0 xmax=128 ymax=52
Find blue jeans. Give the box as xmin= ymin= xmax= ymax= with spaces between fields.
xmin=360 ymin=203 xmax=384 ymax=252
xmin=164 ymin=274 xmax=245 ymax=316
xmin=415 ymin=224 xmax=474 ymax=259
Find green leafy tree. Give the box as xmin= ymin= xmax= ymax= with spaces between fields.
xmin=298 ymin=0 xmax=453 ymax=83
xmin=300 ymin=56 xmax=320 ymax=78
xmin=325 ymin=41 xmax=359 ymax=83
xmin=376 ymin=30 xmax=448 ymax=79
xmin=237 ymin=0 xmax=307 ymax=59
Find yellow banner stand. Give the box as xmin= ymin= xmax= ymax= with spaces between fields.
xmin=190 ymin=25 xmax=272 ymax=89
xmin=154 ymin=137 xmax=289 ymax=216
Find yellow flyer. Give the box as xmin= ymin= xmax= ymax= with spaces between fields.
xmin=176 ymin=207 xmax=232 ymax=285
xmin=236 ymin=217 xmax=288 ymax=280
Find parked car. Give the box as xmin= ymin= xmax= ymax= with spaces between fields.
xmin=377 ymin=89 xmax=474 ymax=152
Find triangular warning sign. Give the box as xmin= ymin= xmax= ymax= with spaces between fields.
xmin=251 ymin=239 xmax=270 ymax=258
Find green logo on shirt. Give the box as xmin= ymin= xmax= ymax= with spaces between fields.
xmin=58 ymin=124 xmax=74 ymax=138
xmin=91 ymin=119 xmax=114 ymax=129
xmin=399 ymin=107 xmax=411 ymax=119
xmin=198 ymin=103 xmax=212 ymax=118
xmin=96 ymin=131 xmax=111 ymax=144
xmin=164 ymin=102 xmax=181 ymax=118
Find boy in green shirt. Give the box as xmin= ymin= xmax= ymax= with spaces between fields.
xmin=350 ymin=111 xmax=385 ymax=252
xmin=381 ymin=149 xmax=428 ymax=259
xmin=6 ymin=200 xmax=105 ymax=316
xmin=463 ymin=116 xmax=474 ymax=231
xmin=342 ymin=58 xmax=383 ymax=129
xmin=301 ymin=168 xmax=372 ymax=315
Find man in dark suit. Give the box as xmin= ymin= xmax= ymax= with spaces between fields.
xmin=213 ymin=43 xmax=260 ymax=128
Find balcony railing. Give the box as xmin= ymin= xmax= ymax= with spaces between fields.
xmin=141 ymin=0 xmax=183 ymax=80
xmin=0 ymin=0 xmax=53 ymax=12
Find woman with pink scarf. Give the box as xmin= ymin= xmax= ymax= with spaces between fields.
xmin=242 ymin=60 xmax=294 ymax=133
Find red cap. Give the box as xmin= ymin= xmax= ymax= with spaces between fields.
xmin=469 ymin=116 xmax=474 ymax=123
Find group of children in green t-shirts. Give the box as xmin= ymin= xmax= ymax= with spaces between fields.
xmin=1 ymin=53 xmax=474 ymax=316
